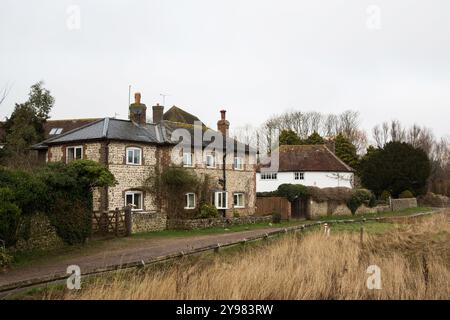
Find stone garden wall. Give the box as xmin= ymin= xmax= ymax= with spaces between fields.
xmin=390 ymin=198 xmax=417 ymax=211
xmin=167 ymin=215 xmax=272 ymax=230
xmin=12 ymin=213 xmax=64 ymax=252
xmin=131 ymin=211 xmax=167 ymax=233
xmin=307 ymin=200 xmax=390 ymax=219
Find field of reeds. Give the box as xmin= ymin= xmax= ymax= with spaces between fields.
xmin=49 ymin=213 xmax=450 ymax=300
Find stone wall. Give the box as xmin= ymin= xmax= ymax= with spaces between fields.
xmin=307 ymin=199 xmax=390 ymax=219
xmin=107 ymin=142 xmax=158 ymax=211
xmin=167 ymin=215 xmax=272 ymax=230
xmin=12 ymin=213 xmax=64 ymax=252
xmin=390 ymin=198 xmax=418 ymax=211
xmin=131 ymin=211 xmax=167 ymax=233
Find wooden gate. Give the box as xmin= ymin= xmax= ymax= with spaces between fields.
xmin=291 ymin=198 xmax=307 ymax=219
xmin=92 ymin=207 xmax=132 ymax=237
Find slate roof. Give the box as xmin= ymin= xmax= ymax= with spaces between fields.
xmin=258 ymin=145 xmax=354 ymax=173
xmin=1 ymin=118 xmax=100 ymax=147
xmin=32 ymin=115 xmax=252 ymax=153
xmin=33 ymin=118 xmax=166 ymax=149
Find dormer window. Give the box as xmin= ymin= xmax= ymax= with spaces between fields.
xmin=126 ymin=147 xmax=142 ymax=165
xmin=49 ymin=128 xmax=63 ymax=135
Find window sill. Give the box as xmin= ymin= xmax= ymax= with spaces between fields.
xmin=126 ymin=163 xmax=142 ymax=166
xmin=234 ymin=206 xmax=245 ymax=209
xmin=184 ymin=207 xmax=196 ymax=210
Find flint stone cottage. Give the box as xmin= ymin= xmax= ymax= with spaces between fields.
xmin=257 ymin=145 xmax=354 ymax=192
xmin=33 ymin=93 xmax=257 ymax=232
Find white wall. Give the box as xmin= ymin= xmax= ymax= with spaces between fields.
xmin=256 ymin=171 xmax=354 ymax=192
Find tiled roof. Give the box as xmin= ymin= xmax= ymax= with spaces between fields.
xmin=259 ymin=145 xmax=354 ymax=173
xmin=163 ymin=106 xmax=203 ymax=125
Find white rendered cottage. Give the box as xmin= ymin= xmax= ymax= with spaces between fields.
xmin=256 ymin=145 xmax=354 ymax=192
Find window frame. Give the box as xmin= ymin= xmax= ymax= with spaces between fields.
xmin=66 ymin=146 xmax=83 ymax=163
xmin=124 ymin=191 xmax=144 ymax=211
xmin=294 ymin=172 xmax=305 ymax=180
xmin=184 ymin=193 xmax=196 ymax=209
xmin=234 ymin=156 xmax=244 ymax=170
xmin=183 ymin=152 xmax=194 ymax=167
xmin=260 ymin=172 xmax=277 ymax=180
xmin=126 ymin=147 xmax=142 ymax=165
xmin=206 ymin=154 xmax=216 ymax=168
xmin=214 ymin=191 xmax=228 ymax=209
xmin=233 ymin=193 xmax=245 ymax=208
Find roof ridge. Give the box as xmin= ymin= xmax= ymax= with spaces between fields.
xmin=323 ymin=145 xmax=355 ymax=172
xmin=46 ymin=118 xmax=101 ymax=122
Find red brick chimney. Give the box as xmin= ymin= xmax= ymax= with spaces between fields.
xmin=217 ymin=110 xmax=230 ymax=137
xmin=129 ymin=92 xmax=147 ymax=125
xmin=152 ymin=103 xmax=164 ymax=123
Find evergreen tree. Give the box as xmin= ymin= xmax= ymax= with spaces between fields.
xmin=335 ymin=133 xmax=359 ymax=169
xmin=303 ymin=132 xmax=325 ymax=145
xmin=359 ymin=141 xmax=430 ymax=197
xmin=3 ymin=81 xmax=54 ymax=159
xmin=279 ymin=129 xmax=301 ymax=145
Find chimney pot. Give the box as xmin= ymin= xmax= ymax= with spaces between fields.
xmin=134 ymin=92 xmax=141 ymax=104
xmin=129 ymin=92 xmax=147 ymax=126
xmin=217 ymin=109 xmax=230 ymax=137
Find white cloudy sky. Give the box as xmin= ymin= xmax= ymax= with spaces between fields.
xmin=1 ymin=0 xmax=449 ymax=139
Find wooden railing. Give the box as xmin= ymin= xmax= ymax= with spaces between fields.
xmin=92 ymin=207 xmax=132 ymax=237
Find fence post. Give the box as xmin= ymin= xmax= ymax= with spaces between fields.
xmin=115 ymin=207 xmax=120 ymax=236
xmin=124 ymin=205 xmax=132 ymax=236
xmin=360 ymin=226 xmax=364 ymax=244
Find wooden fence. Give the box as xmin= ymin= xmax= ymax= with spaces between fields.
xmin=255 ymin=196 xmax=291 ymax=220
xmin=92 ymin=207 xmax=132 ymax=237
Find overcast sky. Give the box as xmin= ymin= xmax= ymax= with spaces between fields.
xmin=1 ymin=0 xmax=450 ymax=139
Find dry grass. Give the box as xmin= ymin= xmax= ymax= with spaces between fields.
xmin=52 ymin=214 xmax=450 ymax=300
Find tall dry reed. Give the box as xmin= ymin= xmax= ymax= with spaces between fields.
xmin=56 ymin=214 xmax=450 ymax=300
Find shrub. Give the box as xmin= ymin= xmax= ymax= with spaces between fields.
xmin=380 ymin=190 xmax=391 ymax=202
xmin=38 ymin=160 xmax=117 ymax=245
xmin=233 ymin=210 xmax=240 ymax=218
xmin=0 ymin=245 xmax=13 ymax=269
xmin=368 ymin=194 xmax=377 ymax=208
xmin=0 ymin=187 xmax=22 ymax=247
xmin=276 ymin=184 xmax=309 ymax=202
xmin=399 ymin=190 xmax=414 ymax=199
xmin=48 ymin=198 xmax=92 ymax=245
xmin=346 ymin=189 xmax=371 ymax=215
xmin=272 ymin=213 xmax=282 ymax=224
xmin=197 ymin=204 xmax=219 ymax=219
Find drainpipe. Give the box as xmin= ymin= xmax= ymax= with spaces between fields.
xmin=222 ymin=144 xmax=227 ymax=218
